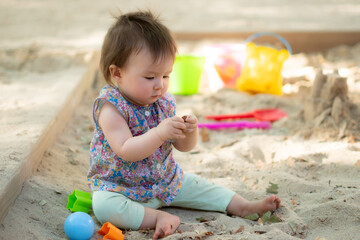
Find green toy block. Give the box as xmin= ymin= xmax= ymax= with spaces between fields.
xmin=66 ymin=189 xmax=92 ymax=213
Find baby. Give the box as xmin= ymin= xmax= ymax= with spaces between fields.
xmin=87 ymin=10 xmax=281 ymax=239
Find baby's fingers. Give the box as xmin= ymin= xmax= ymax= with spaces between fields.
xmin=162 ymin=224 xmax=172 ymax=236
xmin=153 ymin=225 xmax=172 ymax=240
xmin=184 ymin=122 xmax=197 ymax=129
xmin=153 ymin=228 xmax=161 ymax=240
xmin=173 ymin=121 xmax=186 ymax=130
xmin=182 ymin=115 xmax=198 ymax=124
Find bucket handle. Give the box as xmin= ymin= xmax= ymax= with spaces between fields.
xmin=245 ymin=32 xmax=293 ymax=55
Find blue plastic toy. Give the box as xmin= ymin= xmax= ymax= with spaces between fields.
xmin=64 ymin=212 xmax=95 ymax=240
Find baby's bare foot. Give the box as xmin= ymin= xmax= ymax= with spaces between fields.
xmin=256 ymin=195 xmax=281 ymax=216
xmin=226 ymin=194 xmax=282 ymax=218
xmin=243 ymin=195 xmax=281 ymax=217
xmin=153 ymin=211 xmax=180 ymax=240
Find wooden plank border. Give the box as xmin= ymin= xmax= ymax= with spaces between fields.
xmin=174 ymin=31 xmax=360 ymax=53
xmin=0 ymin=52 xmax=100 ymax=223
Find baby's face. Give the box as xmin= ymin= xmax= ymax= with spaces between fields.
xmin=117 ymin=47 xmax=174 ymax=106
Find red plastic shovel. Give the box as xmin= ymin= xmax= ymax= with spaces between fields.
xmin=205 ymin=108 xmax=287 ymax=122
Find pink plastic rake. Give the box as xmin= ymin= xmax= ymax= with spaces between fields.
xmin=198 ymin=121 xmax=271 ymax=130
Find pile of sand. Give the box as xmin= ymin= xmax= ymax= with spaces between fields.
xmin=303 ymin=70 xmax=360 ymax=140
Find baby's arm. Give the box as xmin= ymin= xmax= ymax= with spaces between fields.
xmin=99 ymin=102 xmax=186 ymax=162
xmin=173 ymin=115 xmax=198 ymax=152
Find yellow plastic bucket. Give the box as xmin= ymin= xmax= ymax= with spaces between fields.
xmin=169 ymin=55 xmax=205 ymax=95
xmin=236 ymin=32 xmax=292 ymax=95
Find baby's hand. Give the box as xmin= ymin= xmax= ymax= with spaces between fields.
xmin=155 ymin=116 xmax=186 ymax=141
xmin=153 ymin=211 xmax=180 ymax=240
xmin=182 ymin=115 xmax=198 ymax=133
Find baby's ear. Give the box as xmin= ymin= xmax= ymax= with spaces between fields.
xmin=109 ymin=65 xmax=122 ymax=82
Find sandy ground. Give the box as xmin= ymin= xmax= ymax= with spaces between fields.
xmin=1 ymin=1 xmax=360 ymax=240
xmin=1 ymin=40 xmax=360 ymax=239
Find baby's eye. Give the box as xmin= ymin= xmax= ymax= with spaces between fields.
xmin=163 ymin=75 xmax=170 ymax=79
xmin=145 ymin=76 xmax=154 ymax=80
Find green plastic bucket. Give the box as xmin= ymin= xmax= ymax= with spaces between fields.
xmin=169 ymin=55 xmax=205 ymax=95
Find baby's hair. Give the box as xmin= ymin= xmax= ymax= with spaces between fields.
xmin=100 ymin=10 xmax=178 ymax=85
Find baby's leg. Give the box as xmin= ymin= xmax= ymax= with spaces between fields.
xmin=170 ymin=173 xmax=236 ymax=212
xmin=92 ymin=191 xmax=145 ymax=229
xmin=92 ymin=191 xmax=180 ymax=239
xmin=169 ymin=173 xmax=281 ymax=219
xmin=226 ymin=194 xmax=281 ymax=217
xmin=140 ymin=207 xmax=180 ymax=240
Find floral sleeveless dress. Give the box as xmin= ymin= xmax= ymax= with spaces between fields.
xmin=87 ymin=85 xmax=183 ymax=205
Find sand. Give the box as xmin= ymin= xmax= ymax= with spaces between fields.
xmin=1 ymin=1 xmax=360 ymax=239
xmin=1 ymin=41 xmax=360 ymax=240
